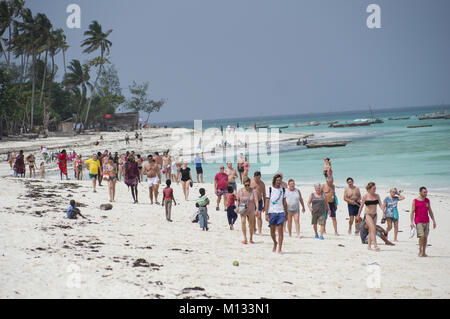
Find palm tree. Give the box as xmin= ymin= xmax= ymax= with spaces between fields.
xmin=81 ymin=20 xmax=112 ymax=131
xmin=0 ymin=0 xmax=24 ymax=70
xmin=63 ymin=59 xmax=92 ymax=130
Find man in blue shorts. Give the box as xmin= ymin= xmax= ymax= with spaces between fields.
xmin=344 ymin=177 xmax=362 ymax=235
xmin=265 ymin=174 xmax=287 ymax=254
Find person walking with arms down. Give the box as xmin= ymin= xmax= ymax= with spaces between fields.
xmin=285 ymin=179 xmax=306 ymax=238
xmin=308 ymin=183 xmax=329 ymax=239
xmin=344 ymin=177 xmax=361 ymax=235
xmin=236 ymin=177 xmax=258 ymax=244
xmin=265 ymin=174 xmax=287 ymax=253
xmin=410 ymin=187 xmax=436 ymax=257
xmin=357 ymin=182 xmax=385 ymax=251
xmin=196 ymin=188 xmax=210 ymax=231
xmin=162 ymin=179 xmax=176 ymax=222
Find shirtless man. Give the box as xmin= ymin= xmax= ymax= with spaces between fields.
xmin=225 ymin=161 xmax=238 ymax=192
xmin=321 ymin=176 xmax=339 ymax=236
xmin=26 ymin=154 xmax=36 ymax=178
xmin=144 ymin=155 xmax=162 ymax=205
xmin=323 ymin=157 xmax=332 ymax=179
xmin=154 ymin=152 xmax=163 ymax=171
xmin=237 ymin=153 xmax=245 ymax=184
xmin=344 ymin=177 xmax=362 ymax=235
xmin=162 ymin=152 xmax=171 ymax=180
xmin=250 ymin=171 xmax=266 ymax=235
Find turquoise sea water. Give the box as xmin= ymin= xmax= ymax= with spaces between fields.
xmin=155 ymin=106 xmax=450 ymax=193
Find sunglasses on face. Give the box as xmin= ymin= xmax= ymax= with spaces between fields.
xmin=244 ymin=184 xmax=250 ymax=186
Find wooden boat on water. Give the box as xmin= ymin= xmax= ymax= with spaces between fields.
xmin=418 ymin=111 xmax=450 ymax=120
xmin=329 ymin=122 xmax=371 ymax=128
xmin=407 ymin=124 xmax=433 ymax=128
xmin=389 ymin=117 xmax=410 ymax=120
xmin=306 ymin=140 xmax=351 ymax=148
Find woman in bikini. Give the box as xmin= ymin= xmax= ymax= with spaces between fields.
xmin=235 ymin=177 xmax=258 ymax=244
xmin=75 ymin=155 xmax=83 ymax=180
xmin=242 ymin=157 xmax=250 ymax=181
xmin=357 ymin=182 xmax=386 ymax=251
xmin=105 ymin=157 xmax=117 ymax=202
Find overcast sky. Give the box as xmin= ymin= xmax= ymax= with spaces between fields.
xmin=27 ymin=0 xmax=450 ymax=122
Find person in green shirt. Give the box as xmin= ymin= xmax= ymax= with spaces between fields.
xmin=85 ymin=154 xmax=101 ymax=193
xmin=196 ymin=188 xmax=210 ymax=231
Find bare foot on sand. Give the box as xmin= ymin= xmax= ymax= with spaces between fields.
xmin=242 ymin=240 xmax=248 ymax=244
xmin=272 ymin=242 xmax=277 ymax=252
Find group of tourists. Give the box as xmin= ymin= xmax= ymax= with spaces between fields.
xmin=6 ymin=145 xmax=437 ymax=257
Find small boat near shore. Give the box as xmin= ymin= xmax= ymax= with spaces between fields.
xmin=329 ymin=122 xmax=371 ymax=128
xmin=389 ymin=117 xmax=411 ymax=120
xmin=306 ymin=140 xmax=351 ymax=148
xmin=407 ymin=124 xmax=433 ymax=128
xmin=418 ymin=111 xmax=450 ymax=120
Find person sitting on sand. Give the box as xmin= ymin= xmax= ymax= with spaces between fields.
xmin=196 ymin=188 xmax=210 ymax=231
xmin=39 ymin=162 xmax=45 ymax=179
xmin=383 ymin=188 xmax=405 ymax=242
xmin=410 ymin=187 xmax=437 ymax=257
xmin=358 ymin=216 xmax=395 ymax=246
xmin=66 ymin=200 xmax=86 ymax=220
xmin=357 ymin=182 xmax=386 ymax=251
xmin=265 ymin=174 xmax=288 ymax=253
xmin=162 ymin=179 xmax=177 ymax=222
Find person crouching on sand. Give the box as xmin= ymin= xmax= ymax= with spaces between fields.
xmin=196 ymin=188 xmax=210 ymax=231
xmin=162 ymin=179 xmax=177 ymax=222
xmin=265 ymin=174 xmax=287 ymax=253
xmin=358 ymin=217 xmax=395 ymax=246
xmin=410 ymin=187 xmax=437 ymax=257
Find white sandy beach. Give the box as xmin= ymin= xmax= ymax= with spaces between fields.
xmin=0 ymin=129 xmax=449 ymax=299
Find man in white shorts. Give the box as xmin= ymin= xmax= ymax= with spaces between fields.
xmin=144 ymin=155 xmax=161 ymax=205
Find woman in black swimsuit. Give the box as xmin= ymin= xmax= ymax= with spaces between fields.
xmin=179 ymin=161 xmax=192 ymax=200
xmin=357 ymin=182 xmax=386 ymax=251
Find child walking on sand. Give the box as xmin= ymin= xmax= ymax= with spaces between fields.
xmin=162 ymin=179 xmax=177 ymax=222
xmin=196 ymin=188 xmax=210 ymax=231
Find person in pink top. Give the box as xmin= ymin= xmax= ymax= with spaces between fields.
xmin=214 ymin=165 xmax=229 ymax=211
xmin=410 ymin=187 xmax=437 ymax=257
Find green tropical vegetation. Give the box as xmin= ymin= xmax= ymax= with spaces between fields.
xmin=0 ymin=0 xmax=164 ymax=136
